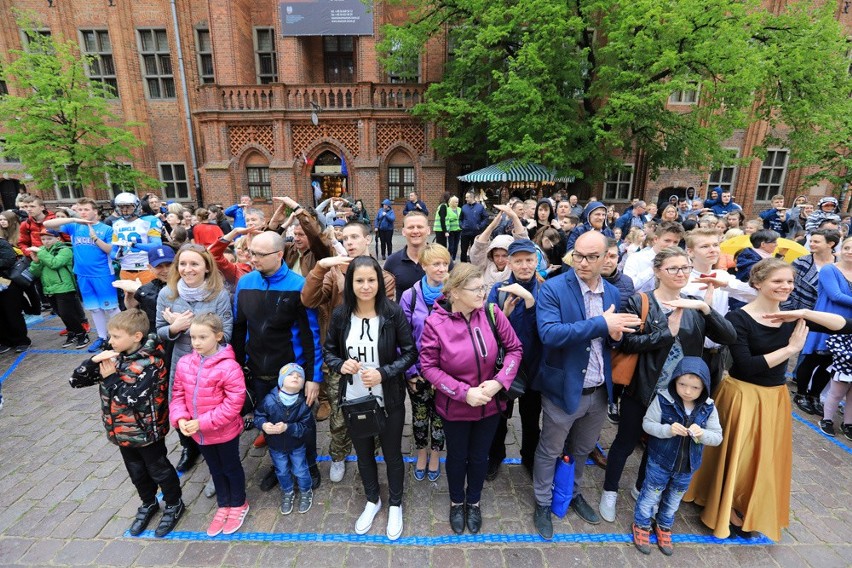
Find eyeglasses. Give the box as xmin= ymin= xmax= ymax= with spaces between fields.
xmin=462 ymin=286 xmax=487 ymax=295
xmin=248 ymin=249 xmax=279 ymax=258
xmin=571 ymin=252 xmax=601 ymax=264
xmin=662 ymin=265 xmax=692 ymax=275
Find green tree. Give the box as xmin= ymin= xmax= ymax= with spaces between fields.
xmin=379 ymin=0 xmax=852 ymax=185
xmin=0 ymin=22 xmax=159 ymax=195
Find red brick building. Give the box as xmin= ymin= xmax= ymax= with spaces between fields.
xmin=0 ymin=0 xmax=848 ymax=219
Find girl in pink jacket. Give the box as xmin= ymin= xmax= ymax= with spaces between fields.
xmin=170 ymin=313 xmax=248 ymax=537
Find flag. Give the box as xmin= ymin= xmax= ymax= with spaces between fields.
xmin=341 ymin=155 xmax=348 ymax=176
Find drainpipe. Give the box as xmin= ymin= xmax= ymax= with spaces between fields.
xmin=170 ymin=0 xmax=203 ymax=207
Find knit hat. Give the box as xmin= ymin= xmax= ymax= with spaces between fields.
xmin=278 ymin=363 xmax=305 ymax=389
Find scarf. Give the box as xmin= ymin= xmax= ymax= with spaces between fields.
xmin=278 ymin=389 xmax=299 ymax=406
xmin=420 ymin=276 xmax=443 ymax=308
xmin=177 ymin=279 xmax=209 ymax=303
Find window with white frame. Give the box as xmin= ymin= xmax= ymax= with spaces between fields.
xmin=755 ymin=150 xmax=788 ymax=202
xmin=707 ymin=150 xmax=739 ymax=194
xmin=138 ymin=29 xmax=175 ymax=99
xmin=603 ymin=165 xmax=634 ymax=201
xmin=254 ymin=28 xmax=278 ymax=84
xmin=53 ymin=167 xmax=83 ymax=200
xmin=196 ymin=29 xmax=214 ymax=85
xmin=81 ymin=30 xmax=118 ymax=96
xmin=669 ymin=83 xmax=700 ymax=105
xmin=159 ymin=163 xmax=189 ymax=200
xmin=247 ymin=166 xmax=271 ymax=200
xmin=388 ymin=166 xmax=415 ymax=201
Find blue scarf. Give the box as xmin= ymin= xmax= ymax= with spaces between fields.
xmin=278 ymin=389 xmax=299 ymax=406
xmin=420 ymin=277 xmax=443 ymax=308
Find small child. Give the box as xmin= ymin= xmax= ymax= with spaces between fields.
xmin=254 ymin=363 xmax=316 ymax=515
xmin=169 ymin=313 xmax=247 ymax=537
xmin=82 ymin=309 xmax=184 ymax=537
xmin=632 ymin=357 xmax=723 ymax=556
xmin=28 ymin=229 xmax=90 ymax=348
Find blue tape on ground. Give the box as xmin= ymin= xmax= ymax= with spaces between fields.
xmin=28 ymin=326 xmax=66 ymax=331
xmin=0 ymin=348 xmax=89 ymax=385
xmin=791 ymin=411 xmax=852 ymax=455
xmin=124 ymin=529 xmax=772 ymax=546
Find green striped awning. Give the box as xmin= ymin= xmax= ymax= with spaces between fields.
xmin=457 ymin=160 xmax=573 ymax=183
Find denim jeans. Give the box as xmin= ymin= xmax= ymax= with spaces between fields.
xmin=633 ymin=456 xmax=693 ymax=530
xmin=269 ymin=445 xmax=311 ymax=493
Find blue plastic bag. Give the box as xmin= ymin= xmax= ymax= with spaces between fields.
xmin=551 ymin=455 xmax=575 ymax=518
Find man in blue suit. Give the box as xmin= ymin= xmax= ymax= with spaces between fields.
xmin=531 ymin=231 xmax=642 ymax=540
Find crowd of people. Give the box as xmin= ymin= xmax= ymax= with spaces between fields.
xmin=0 ymin=185 xmax=850 ymax=555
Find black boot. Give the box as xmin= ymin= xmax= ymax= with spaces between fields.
xmin=260 ymin=466 xmax=279 ymax=491
xmin=310 ymin=463 xmax=321 ymax=490
xmin=176 ymin=446 xmax=200 ymax=473
xmin=794 ymin=394 xmax=816 ymax=415
xmin=154 ymin=500 xmax=185 ymax=537
xmin=129 ymin=501 xmax=159 ymax=536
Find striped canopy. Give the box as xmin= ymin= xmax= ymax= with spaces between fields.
xmin=457 ymin=160 xmax=573 ymax=183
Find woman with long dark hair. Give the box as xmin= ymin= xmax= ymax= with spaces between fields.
xmin=323 ymin=256 xmax=417 ymax=540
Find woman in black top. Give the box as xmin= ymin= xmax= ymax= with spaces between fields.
xmin=684 ymin=258 xmax=852 ymax=541
xmin=323 ymin=256 xmax=417 ymax=541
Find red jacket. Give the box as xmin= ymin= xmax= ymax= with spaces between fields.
xmin=18 ymin=211 xmax=57 ymax=254
xmin=169 ymin=344 xmax=246 ymax=445
xmin=208 ymin=237 xmax=252 ymax=285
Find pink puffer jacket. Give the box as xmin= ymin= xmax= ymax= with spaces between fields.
xmin=169 ymin=344 xmax=246 ymax=445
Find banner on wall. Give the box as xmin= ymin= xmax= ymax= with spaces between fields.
xmin=280 ymin=0 xmax=374 ymax=36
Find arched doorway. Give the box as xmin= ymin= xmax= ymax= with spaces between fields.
xmin=0 ymin=179 xmax=22 ymax=211
xmin=311 ymin=150 xmax=348 ymax=202
xmin=656 ymin=186 xmax=688 ymax=210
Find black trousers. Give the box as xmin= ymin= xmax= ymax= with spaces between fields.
xmin=119 ymin=439 xmax=182 ymax=506
xmin=460 ymin=234 xmax=476 ymax=263
xmin=250 ymin=376 xmax=318 ymax=467
xmin=378 ymin=230 xmax=394 ymax=258
xmin=796 ymin=353 xmax=832 ymax=398
xmin=448 ymin=232 xmax=461 ymax=260
xmin=488 ymin=389 xmax=542 ymax=468
xmin=198 ymin=435 xmax=246 ymax=508
xmin=0 ymin=286 xmax=30 ymax=347
xmin=53 ymin=291 xmax=86 ymax=336
xmin=351 ymin=405 xmax=405 ymax=506
xmin=444 ymin=413 xmax=500 ymax=505
xmin=603 ymin=396 xmax=649 ymax=493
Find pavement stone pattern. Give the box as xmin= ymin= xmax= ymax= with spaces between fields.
xmin=1 ymin=275 xmax=851 ymax=566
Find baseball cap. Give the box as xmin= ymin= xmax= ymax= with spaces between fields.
xmin=147 ymin=245 xmax=175 ymax=267
xmin=508 ymin=239 xmax=537 ymax=256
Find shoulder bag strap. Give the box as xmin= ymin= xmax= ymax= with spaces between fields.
xmin=638 ymin=292 xmax=650 ymax=332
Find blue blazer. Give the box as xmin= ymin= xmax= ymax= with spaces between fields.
xmin=535 ymin=269 xmax=622 ymax=415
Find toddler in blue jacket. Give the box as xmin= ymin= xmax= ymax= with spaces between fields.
xmin=254 ymin=363 xmax=316 ymax=515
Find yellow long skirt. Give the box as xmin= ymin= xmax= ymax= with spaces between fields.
xmin=683 ymin=376 xmax=792 ymax=542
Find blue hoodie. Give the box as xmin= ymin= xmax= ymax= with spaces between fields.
xmin=565 ymin=201 xmax=614 ymax=252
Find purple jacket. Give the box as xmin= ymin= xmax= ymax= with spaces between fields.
xmin=420 ymin=297 xmax=523 ymax=421
xmin=399 ymin=281 xmax=436 ymax=379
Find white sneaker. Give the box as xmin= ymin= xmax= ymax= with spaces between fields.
xmin=631 ymin=485 xmax=640 ymax=501
xmin=355 ymin=498 xmax=382 ymax=534
xmin=386 ymin=505 xmax=403 ymax=540
xmin=330 ymin=460 xmax=346 ymax=483
xmin=204 ymin=478 xmax=216 ymax=498
xmin=599 ymin=490 xmax=618 ymax=523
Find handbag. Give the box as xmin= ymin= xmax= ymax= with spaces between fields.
xmin=485 ymin=302 xmax=526 ymax=400
xmin=9 ymin=256 xmax=34 ymax=288
xmin=610 ymin=292 xmax=649 ymax=386
xmin=339 ymin=376 xmax=386 ymax=439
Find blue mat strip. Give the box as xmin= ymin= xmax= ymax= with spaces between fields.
xmin=125 ymin=529 xmax=772 ymax=546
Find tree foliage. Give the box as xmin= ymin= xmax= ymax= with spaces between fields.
xmin=379 ymin=0 xmax=852 ymax=185
xmin=0 ymin=18 xmax=159 ymax=194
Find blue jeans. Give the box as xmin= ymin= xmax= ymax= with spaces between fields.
xmin=269 ymin=445 xmax=311 ymax=493
xmin=633 ymin=456 xmax=693 ymax=530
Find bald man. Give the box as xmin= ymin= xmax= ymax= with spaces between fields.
xmin=531 ymin=231 xmax=642 ymax=539
xmin=232 ymin=231 xmax=324 ymax=490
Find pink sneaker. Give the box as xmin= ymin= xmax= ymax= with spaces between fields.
xmin=222 ymin=501 xmax=249 ymax=535
xmin=207 ymin=507 xmax=230 ymax=537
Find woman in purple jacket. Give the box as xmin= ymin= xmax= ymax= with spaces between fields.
xmin=420 ymin=263 xmax=523 ymax=535
xmin=399 ymin=243 xmax=451 ymax=482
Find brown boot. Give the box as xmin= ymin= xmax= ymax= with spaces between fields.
xmin=316 ymin=400 xmax=332 ymax=422
xmin=590 ymin=446 xmax=607 ymax=469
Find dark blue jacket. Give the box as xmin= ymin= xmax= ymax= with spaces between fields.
xmin=374 ymin=207 xmax=396 ymax=232
xmin=403 ymin=200 xmax=429 ymax=217
xmin=535 ymin=269 xmax=622 ymax=415
xmin=459 ymin=202 xmax=488 ymax=236
xmin=604 ymin=270 xmax=634 ymax=310
xmin=254 ymin=391 xmax=315 ymax=452
xmin=488 ymin=275 xmax=542 ymax=385
xmin=643 ymin=357 xmax=722 ymax=472
xmin=232 ymin=264 xmax=323 ymax=383
xmin=735 ymin=247 xmax=763 ymax=282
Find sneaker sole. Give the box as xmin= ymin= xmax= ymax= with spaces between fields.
xmin=299 ymin=503 xmax=312 ymax=514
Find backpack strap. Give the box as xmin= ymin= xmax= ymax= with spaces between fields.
xmin=485 ymin=303 xmax=505 ymax=370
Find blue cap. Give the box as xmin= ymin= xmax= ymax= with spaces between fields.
xmin=382 ymin=199 xmax=392 ymax=206
xmin=147 ymin=245 xmax=175 ymax=267
xmin=508 ymin=239 xmax=537 ymax=256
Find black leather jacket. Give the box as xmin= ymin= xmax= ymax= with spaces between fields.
xmin=323 ymin=300 xmax=418 ymax=411
xmin=617 ymin=292 xmax=736 ymax=407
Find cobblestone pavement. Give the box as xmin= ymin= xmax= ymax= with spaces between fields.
xmin=1 ymin=306 xmax=850 ymax=566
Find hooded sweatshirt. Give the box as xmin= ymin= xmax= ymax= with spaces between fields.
xmin=470 ymin=234 xmax=515 ymax=292
xmin=565 ymin=201 xmax=614 ymax=251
